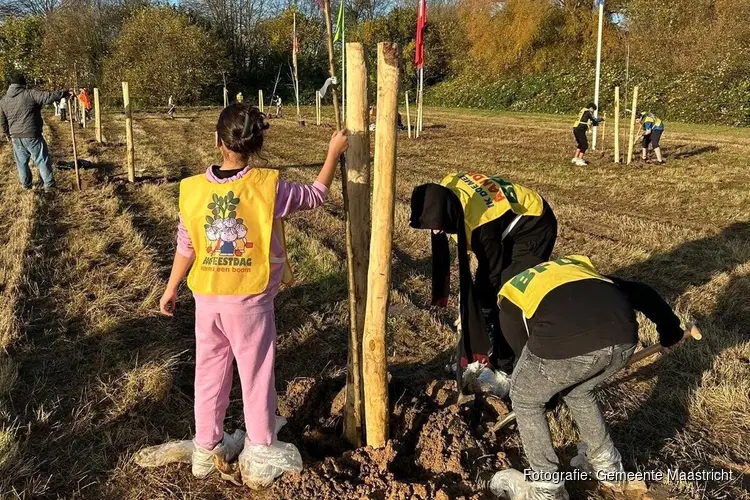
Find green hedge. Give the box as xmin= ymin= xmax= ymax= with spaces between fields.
xmin=426 ymin=66 xmax=750 ymax=126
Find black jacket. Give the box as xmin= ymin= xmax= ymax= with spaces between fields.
xmin=499 ymin=276 xmax=684 ymax=360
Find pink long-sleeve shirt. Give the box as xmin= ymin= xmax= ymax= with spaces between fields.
xmin=177 ymin=165 xmax=328 ymax=313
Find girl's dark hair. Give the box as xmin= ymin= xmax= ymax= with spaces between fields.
xmin=217 ymin=103 xmax=269 ymax=157
xmin=588 ymin=102 xmax=597 ymax=110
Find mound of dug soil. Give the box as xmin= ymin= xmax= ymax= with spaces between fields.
xmin=273 ymin=377 xmax=511 ymax=499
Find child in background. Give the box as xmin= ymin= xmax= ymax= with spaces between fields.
xmin=571 ymin=103 xmax=603 ymax=166
xmin=59 ymin=96 xmax=67 ymax=122
xmin=636 ymin=111 xmax=666 ymax=164
xmin=168 ymin=95 xmax=176 ymax=119
xmin=159 ymin=103 xmax=348 ymax=488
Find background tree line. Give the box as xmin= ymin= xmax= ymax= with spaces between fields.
xmin=0 ymin=0 xmax=747 ymax=124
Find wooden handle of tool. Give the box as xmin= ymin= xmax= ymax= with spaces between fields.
xmin=627 ymin=324 xmax=701 ymax=366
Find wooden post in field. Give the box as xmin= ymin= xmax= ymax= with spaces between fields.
xmin=614 ymin=87 xmax=620 ymax=163
xmin=94 ymin=88 xmax=102 ymax=143
xmin=363 ymin=42 xmax=399 ymax=448
xmin=600 ymin=111 xmax=606 ymax=152
xmin=223 ymin=87 xmax=229 ymax=108
xmin=342 ymin=42 xmax=371 ymax=447
xmin=627 ymin=86 xmax=639 ymax=165
xmin=122 ymin=82 xmax=135 ymax=182
xmin=258 ymin=90 xmax=264 ymax=112
xmin=316 ymin=91 xmax=321 ymax=126
xmin=67 ymin=95 xmax=81 ymax=191
xmin=405 ymin=91 xmax=411 ymax=138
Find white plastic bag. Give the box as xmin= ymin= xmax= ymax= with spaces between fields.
xmin=488 ymin=469 xmax=569 ymax=500
xmin=570 ymin=442 xmax=625 ymax=490
xmin=134 ymin=439 xmax=194 ymax=467
xmin=463 ymin=361 xmax=512 ymax=398
xmin=239 ymin=440 xmax=303 ymax=488
xmin=134 ymin=416 xmax=289 ymax=469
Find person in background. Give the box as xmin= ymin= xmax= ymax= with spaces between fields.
xmin=478 ymin=255 xmax=687 ymax=500
xmin=59 ymin=95 xmax=67 ymax=122
xmin=271 ymin=95 xmax=282 ymax=118
xmin=571 ymin=103 xmax=603 ymax=166
xmin=636 ymin=111 xmax=665 ymax=164
xmin=0 ymin=74 xmax=68 ymax=192
xmin=158 ymin=103 xmax=348 ymax=488
xmin=236 ymin=92 xmax=244 ymax=104
xmin=168 ymin=95 xmax=176 ymax=120
xmin=78 ymin=88 xmax=92 ymax=124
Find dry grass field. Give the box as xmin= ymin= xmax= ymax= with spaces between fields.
xmin=0 ymin=105 xmax=748 ymax=499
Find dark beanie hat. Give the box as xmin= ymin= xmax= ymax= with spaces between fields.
xmin=10 ymin=74 xmax=27 ymax=86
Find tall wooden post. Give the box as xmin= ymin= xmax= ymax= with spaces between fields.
xmin=258 ymin=90 xmax=264 ymax=112
xmin=405 ymin=91 xmax=412 ymax=139
xmin=223 ymin=87 xmax=229 ymax=108
xmin=627 ymin=86 xmax=639 ymax=165
xmin=122 ymin=82 xmax=135 ymax=182
xmin=342 ymin=42 xmax=371 ymax=447
xmin=94 ymin=88 xmax=102 ymax=143
xmin=67 ymin=94 xmax=82 ymax=191
xmin=600 ymin=111 xmax=607 ymax=152
xmin=363 ymin=42 xmax=399 ymax=448
xmin=614 ymin=87 xmax=620 ymax=163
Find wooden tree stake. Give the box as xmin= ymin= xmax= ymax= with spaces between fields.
xmin=405 ymin=91 xmax=411 ymax=138
xmin=258 ymin=89 xmax=264 ymax=112
xmin=600 ymin=111 xmax=607 ymax=152
xmin=363 ymin=42 xmax=399 ymax=448
xmin=627 ymin=86 xmax=639 ymax=165
xmin=67 ymin=94 xmax=82 ymax=191
xmin=614 ymin=87 xmax=620 ymax=163
xmin=122 ymin=82 xmax=135 ymax=182
xmin=342 ymin=42 xmax=371 ymax=447
xmin=94 ymin=88 xmax=102 ymax=143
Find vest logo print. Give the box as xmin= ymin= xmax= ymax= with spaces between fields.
xmin=458 ymin=173 xmax=517 ymax=208
xmin=508 ymin=256 xmax=583 ymax=293
xmin=202 ymin=191 xmax=253 ymax=268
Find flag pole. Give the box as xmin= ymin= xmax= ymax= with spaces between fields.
xmin=592 ymin=0 xmax=604 ymax=150
xmin=293 ymin=12 xmax=302 ymax=124
xmin=341 ymin=2 xmax=346 ymax=125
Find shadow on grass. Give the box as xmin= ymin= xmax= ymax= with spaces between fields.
xmin=607 ymin=221 xmax=750 ymax=493
xmin=667 ymin=144 xmax=719 ymax=159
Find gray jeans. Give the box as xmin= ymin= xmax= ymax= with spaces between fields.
xmin=510 ymin=343 xmax=637 ymax=475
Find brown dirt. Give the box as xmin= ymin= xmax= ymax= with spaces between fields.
xmin=272 ymin=377 xmax=509 ymax=500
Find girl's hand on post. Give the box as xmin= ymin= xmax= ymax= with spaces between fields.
xmin=159 ymin=287 xmax=178 ymax=316
xmin=328 ymin=130 xmax=349 ymax=158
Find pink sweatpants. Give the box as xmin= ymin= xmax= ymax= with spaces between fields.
xmin=194 ymin=305 xmax=277 ymax=449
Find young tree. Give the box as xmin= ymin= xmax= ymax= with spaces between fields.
xmin=0 ymin=15 xmax=43 ymax=85
xmin=104 ymin=6 xmax=227 ymax=105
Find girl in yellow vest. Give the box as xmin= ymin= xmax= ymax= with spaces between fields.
xmin=158 ymin=104 xmax=348 ymax=488
xmin=409 ymin=173 xmax=557 ymax=378
xmin=477 ymin=255 xmax=687 ymax=500
xmin=571 ymin=102 xmax=603 ymax=166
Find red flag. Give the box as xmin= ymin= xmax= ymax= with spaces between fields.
xmin=415 ymin=0 xmax=427 ymax=68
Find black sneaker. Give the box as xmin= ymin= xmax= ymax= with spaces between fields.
xmin=476 ymin=470 xmax=496 ymax=495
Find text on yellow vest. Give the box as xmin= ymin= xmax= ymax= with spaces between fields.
xmin=179 ymin=168 xmax=281 ymax=295
xmin=440 ymin=173 xmax=544 ymax=250
xmin=499 ymin=255 xmax=613 ymax=318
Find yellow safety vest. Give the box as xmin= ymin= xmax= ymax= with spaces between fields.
xmin=179 ymin=168 xmax=290 ymax=295
xmin=573 ymin=108 xmax=591 ymax=130
xmin=440 ymin=173 xmax=544 ymax=250
xmin=643 ymin=114 xmax=663 ymax=128
xmin=498 ymin=255 xmax=613 ymax=318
